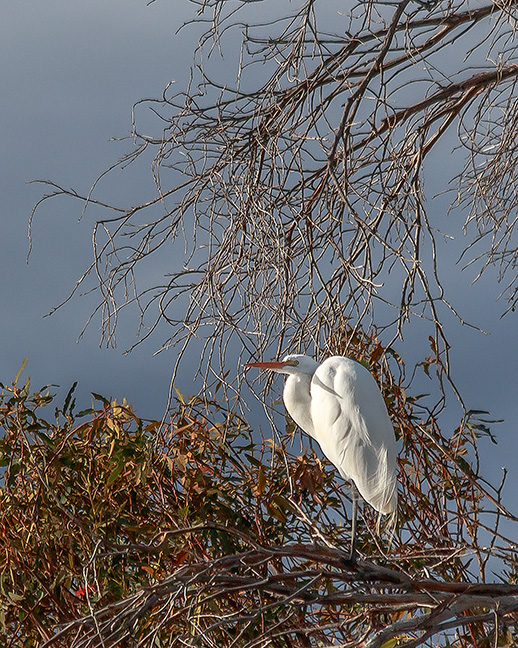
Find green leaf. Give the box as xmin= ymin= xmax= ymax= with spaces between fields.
xmin=63 ymin=382 xmax=78 ymax=415
xmin=91 ymin=393 xmax=110 ymax=407
xmin=36 ymin=431 xmax=56 ymax=451
xmin=14 ymin=359 xmax=28 ymax=385
xmin=380 ymin=639 xmax=398 ymax=648
xmin=107 ymin=459 xmax=124 ymax=484
xmin=77 ymin=408 xmax=94 ymax=417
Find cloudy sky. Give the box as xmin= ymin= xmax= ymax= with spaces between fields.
xmin=2 ymin=1 xmax=517 ymax=505
xmin=2 ymin=0 xmax=196 ymax=415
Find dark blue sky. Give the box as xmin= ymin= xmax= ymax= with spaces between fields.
xmin=2 ymin=0 xmax=196 ymax=416
xmin=2 ymin=0 xmax=517 ymax=507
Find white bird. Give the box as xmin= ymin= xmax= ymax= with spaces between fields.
xmin=245 ymin=354 xmax=397 ymax=560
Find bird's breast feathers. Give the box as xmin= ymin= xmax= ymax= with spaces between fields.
xmin=308 ymin=356 xmax=397 ymax=513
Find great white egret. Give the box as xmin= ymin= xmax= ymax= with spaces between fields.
xmin=245 ymin=354 xmax=397 ymax=560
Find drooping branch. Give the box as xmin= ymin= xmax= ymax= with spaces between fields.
xmin=30 ymin=0 xmax=518 ymax=393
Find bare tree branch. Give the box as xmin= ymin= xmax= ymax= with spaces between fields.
xmin=42 ymin=541 xmax=518 ymax=648
xmin=29 ymin=1 xmax=518 ymax=402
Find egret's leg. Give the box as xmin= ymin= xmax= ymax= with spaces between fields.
xmin=349 ymin=486 xmax=358 ymax=562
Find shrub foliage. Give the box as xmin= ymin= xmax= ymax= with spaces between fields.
xmin=1 ymin=343 xmax=517 ymax=647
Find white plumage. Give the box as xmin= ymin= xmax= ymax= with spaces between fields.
xmin=246 ymin=353 xmax=398 ymax=556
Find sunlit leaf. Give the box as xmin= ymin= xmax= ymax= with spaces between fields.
xmin=107 ymin=459 xmax=124 ymax=484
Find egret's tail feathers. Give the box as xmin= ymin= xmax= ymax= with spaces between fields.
xmin=376 ymin=509 xmax=397 ymax=546
xmin=364 ymin=443 xmax=398 ymax=515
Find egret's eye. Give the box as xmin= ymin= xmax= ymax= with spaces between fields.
xmin=288 ymin=359 xmax=299 ymax=366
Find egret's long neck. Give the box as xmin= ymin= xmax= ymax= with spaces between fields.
xmin=283 ymin=372 xmax=316 ymax=439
